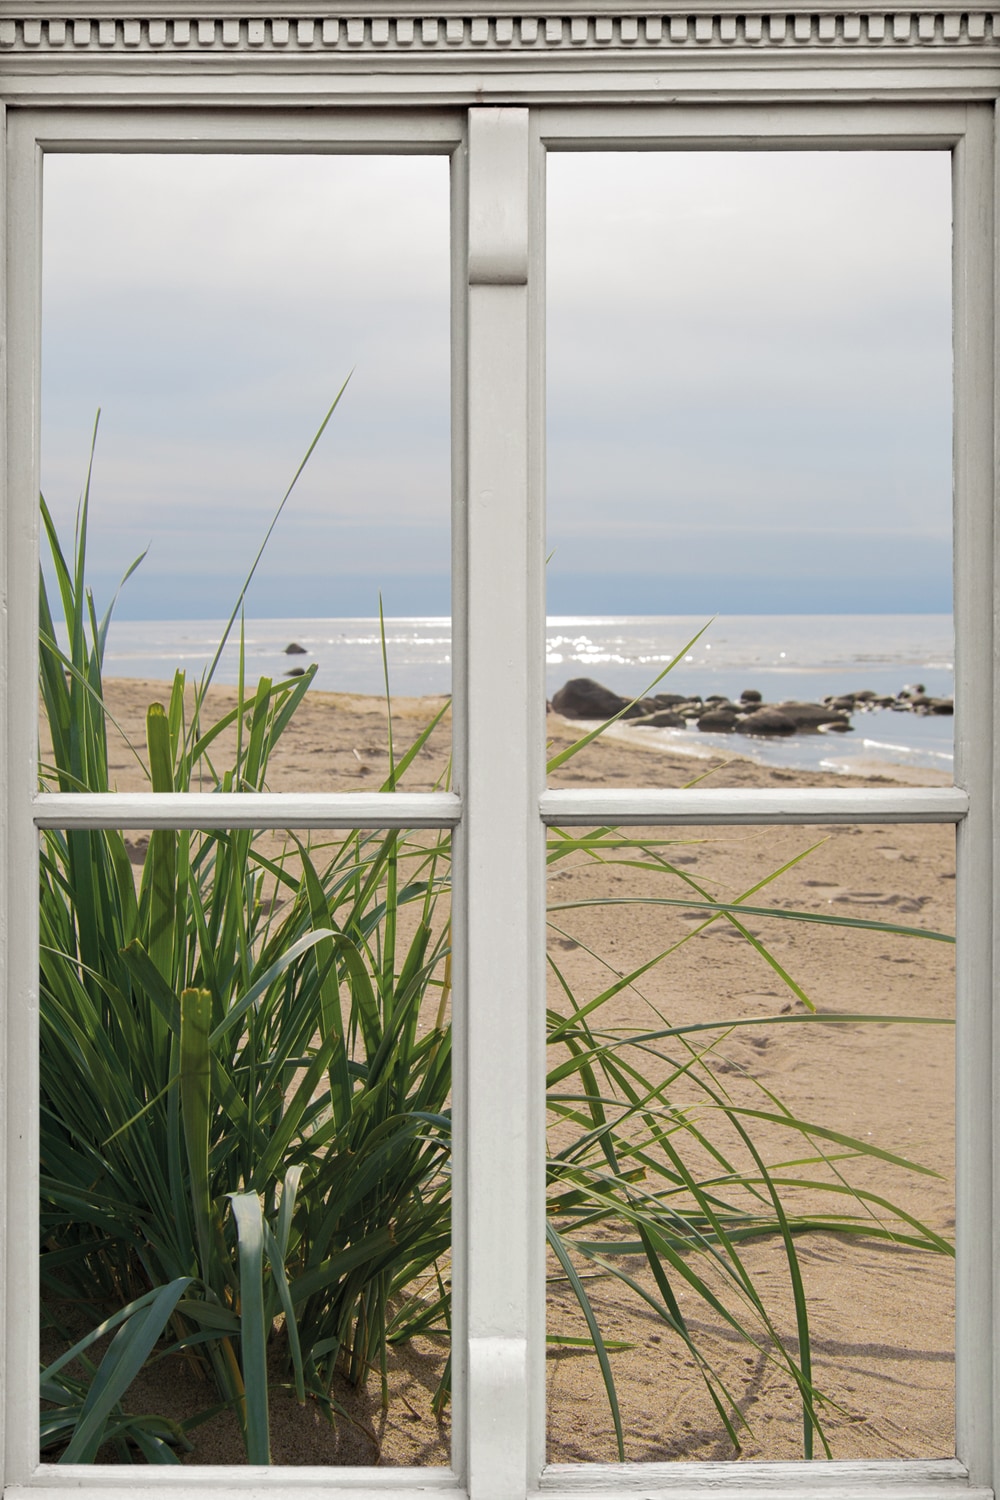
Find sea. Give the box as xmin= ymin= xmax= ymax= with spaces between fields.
xmin=85 ymin=613 xmax=955 ymax=779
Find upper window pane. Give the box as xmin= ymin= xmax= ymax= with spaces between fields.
xmin=545 ymin=151 xmax=952 ymax=795
xmin=40 ymin=154 xmax=452 ymax=794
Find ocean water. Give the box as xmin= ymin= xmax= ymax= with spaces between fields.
xmin=81 ymin=613 xmax=955 ymax=778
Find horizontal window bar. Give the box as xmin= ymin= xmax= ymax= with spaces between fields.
xmin=20 ymin=1473 xmax=460 ymax=1498
xmin=540 ymin=787 xmax=969 ymax=826
xmin=32 ymin=792 xmax=462 ymax=830
xmin=540 ymin=1457 xmax=980 ymax=1496
xmin=539 ymin=102 xmax=967 ymax=148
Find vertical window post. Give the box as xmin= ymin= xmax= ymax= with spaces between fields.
xmin=461 ymin=106 xmax=546 ymax=1496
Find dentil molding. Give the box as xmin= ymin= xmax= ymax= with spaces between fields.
xmin=1 ymin=8 xmax=999 ymax=57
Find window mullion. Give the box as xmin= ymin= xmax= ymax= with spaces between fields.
xmin=459 ymin=106 xmax=546 ymax=1500
xmin=951 ymin=103 xmax=997 ymax=1487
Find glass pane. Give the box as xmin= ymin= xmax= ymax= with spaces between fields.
xmin=546 ymin=153 xmax=952 ymax=790
xmin=545 ymin=822 xmax=954 ymax=1461
xmin=40 ymin=154 xmax=452 ymax=792
xmin=40 ymin=824 xmax=452 ymax=1465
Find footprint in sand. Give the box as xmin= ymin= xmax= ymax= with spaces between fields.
xmin=875 ymin=846 xmax=917 ymax=863
xmin=832 ymin=891 xmax=930 ymax=913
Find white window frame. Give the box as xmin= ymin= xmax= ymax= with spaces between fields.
xmin=1 ymin=14 xmax=997 ymax=1500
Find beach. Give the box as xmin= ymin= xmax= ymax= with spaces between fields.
xmin=42 ymin=680 xmax=956 ymax=1466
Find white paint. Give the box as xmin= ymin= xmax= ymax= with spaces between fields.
xmin=1 ymin=24 xmax=998 ymax=1500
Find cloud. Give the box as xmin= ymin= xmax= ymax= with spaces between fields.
xmin=41 ymin=149 xmax=951 ymax=617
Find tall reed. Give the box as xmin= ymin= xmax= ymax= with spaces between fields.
xmin=38 ymin=418 xmax=954 ymax=1464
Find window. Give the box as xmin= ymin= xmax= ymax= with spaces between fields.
xmin=2 ymin=14 xmax=997 ymax=1500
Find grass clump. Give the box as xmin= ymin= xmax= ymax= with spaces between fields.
xmin=38 ymin=426 xmax=954 ymax=1465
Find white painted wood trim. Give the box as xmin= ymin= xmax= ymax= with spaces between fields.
xmin=460 ymin=105 xmax=546 ymax=1500
xmin=17 ymin=1472 xmax=461 ymax=1495
xmin=539 ymin=101 xmax=968 ymax=146
xmin=950 ymin=104 xmax=997 ymax=1487
xmin=2 ymin=90 xmax=995 ymax=1500
xmin=3 ymin=8 xmax=1000 ymax=64
xmin=5 ymin=106 xmax=43 ymax=1490
xmin=541 ymin=1456 xmax=978 ymax=1492
xmin=21 ymin=106 xmax=464 ymax=150
xmin=540 ymin=1457 xmax=981 ymax=1495
xmin=31 ymin=792 xmax=462 ymax=829
xmin=448 ymin=120 xmax=471 ymax=1486
xmin=540 ymin=787 xmax=969 ymax=825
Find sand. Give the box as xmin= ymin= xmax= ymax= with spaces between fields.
xmin=42 ymin=680 xmax=956 ymax=1467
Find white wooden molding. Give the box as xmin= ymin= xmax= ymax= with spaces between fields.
xmin=540 ymin=785 xmax=970 ymax=826
xmin=31 ymin=791 xmax=462 ymax=828
xmin=2 ymin=8 xmax=1000 ymax=60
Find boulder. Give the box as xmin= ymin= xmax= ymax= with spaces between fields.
xmin=698 ymin=708 xmax=738 ymax=731
xmin=739 ymin=688 xmax=763 ymax=704
xmin=633 ymin=710 xmax=686 ymax=728
xmin=551 ymin=678 xmax=628 ymax=720
xmin=777 ymin=701 xmax=851 ymax=731
xmin=737 ymin=708 xmax=798 ymax=736
xmin=284 ymin=642 xmax=308 ymax=655
xmin=653 ymin=693 xmax=687 ymax=708
xmin=930 ymin=698 xmax=954 ymax=715
xmin=623 ymin=697 xmax=661 ymax=720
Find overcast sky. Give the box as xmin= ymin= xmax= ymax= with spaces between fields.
xmin=41 ymin=149 xmax=952 ymax=619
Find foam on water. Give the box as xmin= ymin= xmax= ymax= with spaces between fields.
xmin=61 ymin=612 xmax=954 ymax=776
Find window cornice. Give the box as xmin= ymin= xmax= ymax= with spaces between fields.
xmin=2 ymin=5 xmax=999 ymax=63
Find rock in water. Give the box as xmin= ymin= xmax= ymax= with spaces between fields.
xmin=738 ymin=708 xmax=797 ymax=736
xmin=777 ymin=701 xmax=851 ymax=731
xmin=632 ymin=710 xmax=686 ymax=728
xmin=697 ymin=707 xmax=738 ymax=731
xmin=284 ymin=642 xmax=308 ymax=655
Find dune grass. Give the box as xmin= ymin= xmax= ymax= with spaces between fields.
xmin=37 ymin=422 xmax=954 ymax=1465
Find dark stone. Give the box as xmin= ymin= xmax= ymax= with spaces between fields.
xmin=284 ymin=642 xmax=308 ymax=655
xmin=698 ymin=708 xmax=738 ymax=731
xmin=737 ymin=708 xmax=798 ymax=736
xmin=930 ymin=698 xmax=954 ymax=715
xmin=551 ymin=678 xmax=628 ymax=720
xmin=899 ymin=683 xmax=926 ymax=698
xmin=623 ymin=697 xmax=661 ymax=720
xmin=653 ymin=693 xmax=687 ymax=708
xmin=633 ymin=711 xmax=687 ymax=728
xmin=739 ymin=689 xmax=762 ymax=704
xmin=284 ymin=666 xmax=307 ymax=677
xmin=853 ymin=689 xmax=878 ymax=701
xmin=908 ymin=694 xmax=933 ymax=708
xmin=777 ymin=701 xmax=851 ymax=731
xmin=819 ymin=719 xmax=854 ymax=732
xmin=830 ymin=696 xmax=856 ymax=712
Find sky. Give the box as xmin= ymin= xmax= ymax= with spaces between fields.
xmin=40 ymin=149 xmax=952 ymax=620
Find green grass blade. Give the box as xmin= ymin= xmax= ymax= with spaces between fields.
xmin=59 ymin=1277 xmax=190 ymax=1463
xmin=228 ymin=1193 xmax=271 ymax=1464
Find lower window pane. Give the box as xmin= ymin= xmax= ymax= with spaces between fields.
xmin=40 ymin=822 xmax=452 ymax=1466
xmin=546 ymin=821 xmax=954 ymax=1462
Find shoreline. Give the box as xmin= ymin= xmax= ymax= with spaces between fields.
xmin=80 ymin=678 xmax=954 ymax=793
